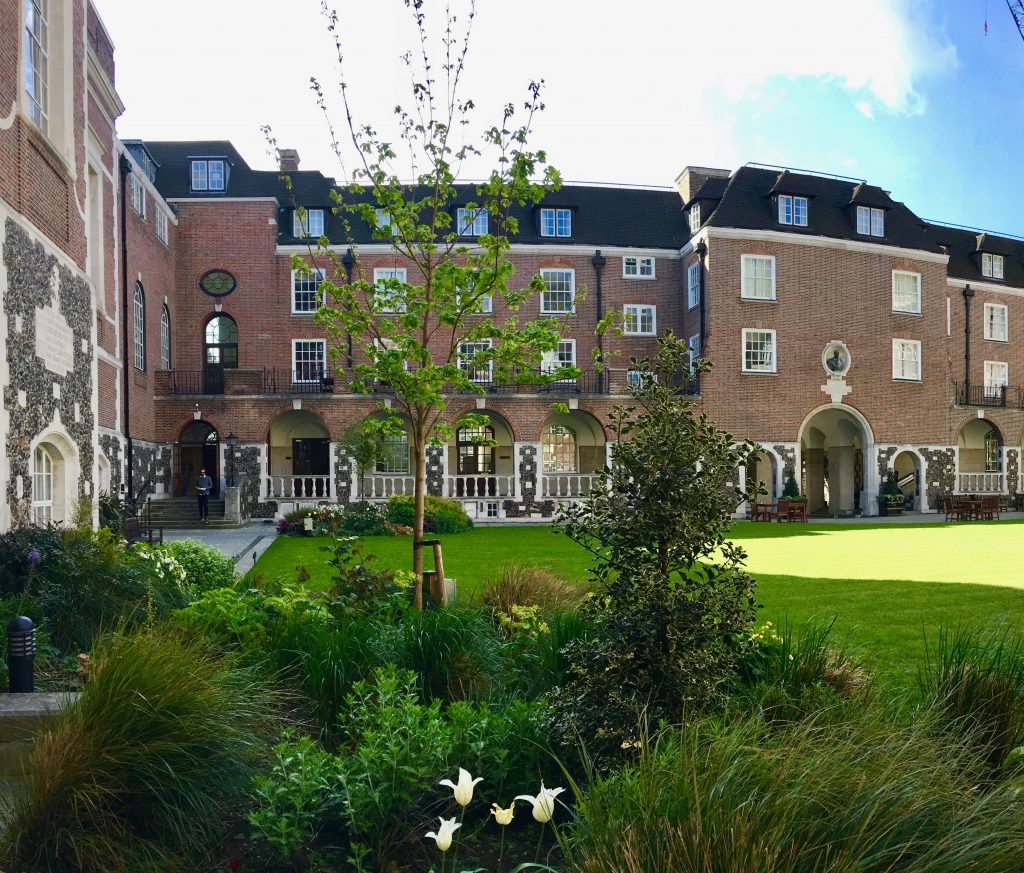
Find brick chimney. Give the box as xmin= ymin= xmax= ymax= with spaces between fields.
xmin=674 ymin=165 xmax=730 ymax=204
xmin=278 ymin=148 xmax=300 ymax=173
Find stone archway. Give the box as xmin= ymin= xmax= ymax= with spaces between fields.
xmin=267 ymin=409 xmax=331 ymax=499
xmin=747 ymin=446 xmax=780 ymax=502
xmin=957 ymin=418 xmax=1004 ymax=494
xmin=891 ymin=449 xmax=924 ymax=511
xmin=179 ymin=420 xmax=219 ymax=496
xmin=798 ymin=405 xmax=875 ymax=517
xmin=539 ymin=410 xmax=607 ymax=498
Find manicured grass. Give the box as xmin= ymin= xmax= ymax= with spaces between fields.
xmin=251 ymin=521 xmax=1024 ymax=684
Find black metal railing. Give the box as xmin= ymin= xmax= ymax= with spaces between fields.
xmin=955 ymin=382 xmax=1012 ymax=408
xmin=167 ymin=370 xmax=204 ymax=395
xmin=262 ymin=368 xmax=335 ymax=395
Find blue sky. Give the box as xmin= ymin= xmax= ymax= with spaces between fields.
xmin=96 ymin=0 xmax=1024 ymax=235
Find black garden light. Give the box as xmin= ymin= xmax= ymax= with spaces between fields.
xmin=7 ymin=615 xmax=36 ymax=693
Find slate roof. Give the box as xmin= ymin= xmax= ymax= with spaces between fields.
xmin=704 ymin=166 xmax=943 ymax=254
xmin=143 ymin=140 xmax=689 ymax=250
xmin=926 ymin=223 xmax=1024 ymax=288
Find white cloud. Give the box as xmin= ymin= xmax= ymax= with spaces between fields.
xmin=93 ymin=0 xmax=959 ymax=186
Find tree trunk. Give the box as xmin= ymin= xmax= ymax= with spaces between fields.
xmin=412 ymin=436 xmax=428 ymax=609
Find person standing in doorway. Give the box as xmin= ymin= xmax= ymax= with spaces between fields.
xmin=195 ymin=468 xmax=213 ymax=524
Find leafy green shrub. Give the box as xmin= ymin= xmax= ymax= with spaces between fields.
xmin=249 ymin=666 xmax=553 ymax=871
xmin=277 ymin=503 xmax=392 ymax=537
xmin=781 ymin=471 xmax=800 ymax=500
xmin=249 ymin=732 xmax=345 ymax=868
xmin=387 ymin=494 xmax=473 ymax=533
xmin=98 ymin=491 xmax=129 ymax=536
xmin=321 ymin=533 xmax=413 ymax=621
xmin=569 ymin=710 xmax=1024 ymax=873
xmin=2 ymin=626 xmax=276 ymax=873
xmin=0 ymin=527 xmax=186 ymax=653
xmin=478 ymin=561 xmax=584 ymax=615
xmin=919 ymin=625 xmax=1024 ymax=770
xmin=160 ymin=539 xmax=238 ymax=593
xmin=174 ymin=582 xmax=330 ymax=652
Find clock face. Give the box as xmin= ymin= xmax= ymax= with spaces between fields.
xmin=199 ymin=270 xmax=237 ymax=297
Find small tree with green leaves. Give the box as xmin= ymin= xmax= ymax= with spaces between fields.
xmin=547 ymin=336 xmax=760 ymax=763
xmin=273 ymin=1 xmax=575 ymax=607
xmin=339 ymin=422 xmax=385 ymax=501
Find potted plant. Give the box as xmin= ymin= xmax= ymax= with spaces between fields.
xmin=879 ymin=470 xmax=904 ymax=516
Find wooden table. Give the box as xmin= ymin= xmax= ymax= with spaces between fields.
xmin=752 ymin=502 xmax=776 ymax=522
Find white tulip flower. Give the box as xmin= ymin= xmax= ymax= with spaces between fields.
xmin=490 ymin=801 xmax=515 ymax=826
xmin=425 ymin=816 xmax=461 ymax=852
xmin=439 ymin=767 xmax=483 ymax=807
xmin=515 ymin=782 xmax=566 ymax=823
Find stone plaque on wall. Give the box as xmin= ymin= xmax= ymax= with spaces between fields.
xmin=34 ymin=297 xmax=75 ymax=376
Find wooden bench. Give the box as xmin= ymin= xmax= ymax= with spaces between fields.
xmin=124 ymin=515 xmax=164 ymax=545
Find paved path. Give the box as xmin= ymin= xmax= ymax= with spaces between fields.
xmin=164 ymin=521 xmax=279 ymax=574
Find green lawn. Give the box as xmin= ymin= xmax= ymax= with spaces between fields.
xmin=251 ymin=521 xmax=1024 ymax=685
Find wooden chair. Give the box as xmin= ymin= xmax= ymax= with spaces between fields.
xmin=775 ymin=499 xmax=791 ymax=522
xmin=978 ymin=496 xmax=998 ymax=521
xmin=943 ymin=496 xmax=958 ymax=522
xmin=124 ymin=515 xmax=164 ymax=545
xmin=789 ymin=501 xmax=808 ymax=522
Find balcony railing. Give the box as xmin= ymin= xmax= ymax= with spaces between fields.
xmin=167 ymin=370 xmax=205 ymax=395
xmin=955 ymin=382 xmax=1013 ymax=408
xmin=263 ymin=368 xmax=335 ymax=395
xmin=361 ymin=475 xmax=416 ymax=498
xmin=956 ymin=472 xmax=1005 ymax=494
xmin=542 ymin=473 xmax=601 ymax=498
xmin=447 ymin=475 xmax=515 ymax=499
xmin=266 ymin=475 xmax=332 ymax=500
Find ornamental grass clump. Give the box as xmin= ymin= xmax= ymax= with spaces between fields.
xmin=918 ymin=623 xmax=1024 ymax=771
xmin=479 ymin=561 xmax=585 ymax=616
xmin=569 ymin=709 xmax=1024 ymax=873
xmin=2 ymin=625 xmax=277 ymax=873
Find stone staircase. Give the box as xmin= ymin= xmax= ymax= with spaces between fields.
xmin=141 ymin=496 xmax=235 ymax=530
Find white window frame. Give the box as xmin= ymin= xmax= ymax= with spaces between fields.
xmin=377 ymin=432 xmax=410 ymax=474
xmin=742 ymin=328 xmax=777 ymax=374
xmin=293 ymin=208 xmax=324 ymax=238
xmin=856 ymin=205 xmax=885 ymax=237
xmin=155 ymin=209 xmax=168 ymax=245
xmin=457 ymin=339 xmax=493 ymax=383
xmin=540 ymin=207 xmax=572 ymax=237
xmin=892 ymin=338 xmax=921 ymax=382
xmin=687 ymin=262 xmax=700 ymax=310
xmin=542 ymin=338 xmax=576 ymax=377
xmin=129 ymin=174 xmax=146 ymax=219
xmin=623 ymin=304 xmax=656 ymax=336
xmin=540 ymin=269 xmax=575 ymax=314
xmin=456 ymin=208 xmax=488 ymax=236
xmin=778 ymin=194 xmax=808 ymax=227
xmin=133 ymin=283 xmax=145 ymax=371
xmin=207 ymin=159 xmax=225 ymax=191
xmin=292 ymin=339 xmax=326 ymax=383
xmin=688 ymin=204 xmax=701 ymax=234
xmin=160 ymin=305 xmax=171 ymax=369
xmin=740 ymin=254 xmax=776 ymax=301
xmin=190 ymin=158 xmax=225 ymax=192
xmin=24 ymin=0 xmax=47 ymax=133
xmin=984 ymin=360 xmax=1009 ymax=399
xmin=31 ymin=444 xmax=53 ymax=526
xmin=374 ymin=208 xmax=395 ymax=235
xmin=373 ymin=267 xmax=408 ymax=313
xmin=892 ymin=270 xmax=922 ymax=314
xmin=984 ymin=302 xmax=1008 ymax=343
xmin=623 ymin=256 xmax=656 ymax=279
xmin=982 ymin=253 xmax=1005 ymax=280
xmin=688 ymin=333 xmax=701 ymax=375
xmin=291 ymin=268 xmax=324 ymax=314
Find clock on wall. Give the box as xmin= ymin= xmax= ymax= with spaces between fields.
xmin=198 ymin=269 xmax=237 ymax=298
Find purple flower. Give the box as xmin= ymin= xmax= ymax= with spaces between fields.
xmin=26 ymin=549 xmax=40 ymax=565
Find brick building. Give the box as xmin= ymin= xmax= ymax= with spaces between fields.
xmin=3 ymin=2 xmax=1024 ymax=528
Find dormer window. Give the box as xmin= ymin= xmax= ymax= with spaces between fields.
xmin=778 ymin=195 xmax=808 ymax=227
xmin=982 ymin=253 xmax=1005 ymax=280
xmin=688 ymin=204 xmax=701 ymax=234
xmin=293 ymin=208 xmax=324 ymax=238
xmin=190 ymin=159 xmax=227 ymax=192
xmin=856 ymin=206 xmax=884 ymax=237
xmin=457 ymin=208 xmax=488 ymax=236
xmin=540 ymin=207 xmax=572 ymax=237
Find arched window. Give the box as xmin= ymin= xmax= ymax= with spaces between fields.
xmin=376 ymin=431 xmax=409 ymax=474
xmin=457 ymin=425 xmax=495 ymax=475
xmin=32 ymin=445 xmax=53 ymax=525
xmin=203 ymin=315 xmax=238 ymax=394
xmin=133 ymin=282 xmax=145 ymax=370
xmin=542 ymin=425 xmax=577 ymax=472
xmin=160 ymin=305 xmax=171 ymax=369
xmin=985 ymin=430 xmax=1000 ymax=472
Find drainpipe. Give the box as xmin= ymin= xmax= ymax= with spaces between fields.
xmin=118 ymin=154 xmax=134 ymax=509
xmin=591 ymin=249 xmax=606 ymax=393
xmin=342 ymin=247 xmax=355 ymax=368
xmin=696 ymin=238 xmax=708 ymax=392
xmin=963 ymin=283 xmax=974 ymax=402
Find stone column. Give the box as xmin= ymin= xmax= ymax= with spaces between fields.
xmin=425 ymin=445 xmax=445 ymax=497
xmin=805 ymin=448 xmax=826 ymax=514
